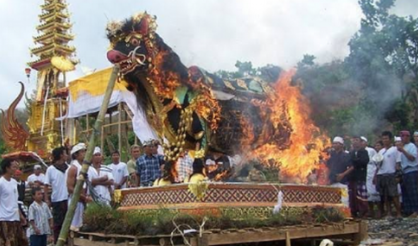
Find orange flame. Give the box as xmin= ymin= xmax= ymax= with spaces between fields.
xmin=246 ymin=70 xmax=330 ymax=183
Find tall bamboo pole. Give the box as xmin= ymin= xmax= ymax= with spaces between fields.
xmin=56 ymin=66 xmax=120 ymax=246
xmin=118 ymin=102 xmax=122 ymax=153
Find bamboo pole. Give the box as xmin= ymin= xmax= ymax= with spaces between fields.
xmin=56 ymin=66 xmax=120 ymax=246
xmin=118 ymin=103 xmax=122 ymax=153
xmin=101 ymin=125 xmax=104 ymax=156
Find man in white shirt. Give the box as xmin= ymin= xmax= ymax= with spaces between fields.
xmin=88 ymin=147 xmax=114 ymax=205
xmin=375 ymin=131 xmax=402 ymax=218
xmin=0 ymin=158 xmax=28 ymax=246
xmin=27 ymin=164 xmax=45 ymax=187
xmin=398 ymin=130 xmax=418 ymax=217
xmin=44 ymin=146 xmax=69 ymax=244
xmin=108 ymin=151 xmax=129 ymax=189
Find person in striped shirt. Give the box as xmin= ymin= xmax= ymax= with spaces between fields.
xmin=28 ymin=187 xmax=52 ymax=246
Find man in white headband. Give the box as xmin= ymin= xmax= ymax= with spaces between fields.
xmin=87 ymin=147 xmax=114 ymax=206
xmin=326 ymin=136 xmax=350 ymax=185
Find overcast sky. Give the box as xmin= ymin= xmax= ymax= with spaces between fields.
xmin=0 ymin=0 xmax=415 ymax=109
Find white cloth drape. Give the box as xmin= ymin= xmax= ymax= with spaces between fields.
xmin=63 ymin=90 xmax=158 ymax=143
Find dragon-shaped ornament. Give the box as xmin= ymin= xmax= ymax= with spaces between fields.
xmin=0 ymin=82 xmax=30 ymax=152
xmin=106 ymin=12 xmax=292 ymax=162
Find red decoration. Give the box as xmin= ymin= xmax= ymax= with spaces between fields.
xmin=25 ymin=68 xmax=31 ymax=83
xmin=25 ymin=68 xmax=31 ymax=77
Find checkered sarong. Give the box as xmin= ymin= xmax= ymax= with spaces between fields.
xmin=401 ymin=171 xmax=418 ymax=215
xmin=348 ymin=181 xmax=368 ymax=217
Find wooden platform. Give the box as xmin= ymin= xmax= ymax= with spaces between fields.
xmin=68 ymin=220 xmax=367 ymax=246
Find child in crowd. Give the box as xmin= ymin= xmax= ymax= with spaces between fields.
xmin=28 ymin=187 xmax=53 ymax=246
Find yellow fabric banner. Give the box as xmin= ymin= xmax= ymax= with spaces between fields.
xmin=69 ymin=67 xmax=128 ymax=102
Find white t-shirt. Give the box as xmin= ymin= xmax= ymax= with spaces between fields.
xmin=400 ymin=142 xmax=418 ymax=173
xmin=0 ymin=177 xmax=20 ymax=221
xmin=27 ymin=173 xmax=46 ymax=184
xmin=87 ymin=165 xmax=114 ymax=204
xmin=108 ymin=162 xmax=129 ymax=189
xmin=45 ymin=165 xmax=69 ymax=202
xmin=377 ymin=146 xmax=401 ymax=175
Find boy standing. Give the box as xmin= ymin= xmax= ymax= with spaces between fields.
xmin=28 ymin=187 xmax=52 ymax=246
xmin=109 ymin=151 xmax=129 ymax=189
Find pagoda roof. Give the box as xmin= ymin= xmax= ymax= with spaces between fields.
xmin=28 ymin=57 xmax=52 ymax=70
xmin=39 ymin=10 xmax=69 ymax=20
xmin=36 ymin=21 xmax=72 ymax=32
xmin=34 ymin=32 xmax=74 ymax=44
xmin=55 ymin=44 xmax=75 ymax=53
xmin=44 ymin=14 xmax=70 ymax=24
xmin=31 ymin=43 xmax=75 ymax=56
xmin=41 ymin=1 xmax=67 ymax=12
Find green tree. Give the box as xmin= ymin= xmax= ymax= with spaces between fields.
xmin=294 ymin=0 xmax=418 ymax=138
xmin=216 ymin=61 xmax=282 ymax=82
xmin=346 ymin=0 xmax=418 ymax=132
xmin=297 ymin=54 xmax=316 ymax=68
xmin=235 ymin=61 xmax=256 ymax=77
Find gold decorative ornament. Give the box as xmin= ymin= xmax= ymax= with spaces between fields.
xmin=113 ymin=189 xmax=123 ymax=203
xmin=51 ymin=56 xmax=75 ymax=71
xmin=236 ymin=79 xmax=248 ymax=90
xmin=188 ymin=182 xmax=209 ymax=201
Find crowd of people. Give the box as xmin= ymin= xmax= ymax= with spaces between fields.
xmin=0 ymin=139 xmax=234 ymax=246
xmin=4 ymin=129 xmax=417 ymax=245
xmin=327 ymin=130 xmax=418 ymax=219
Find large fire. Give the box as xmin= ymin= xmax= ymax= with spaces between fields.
xmin=246 ymin=70 xmax=330 ymax=183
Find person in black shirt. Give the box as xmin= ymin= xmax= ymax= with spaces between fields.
xmin=326 ymin=136 xmax=350 ymax=184
xmin=13 ymin=168 xmax=27 ymax=220
xmin=338 ymin=136 xmax=370 ymax=218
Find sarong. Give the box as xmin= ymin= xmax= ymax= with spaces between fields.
xmin=51 ymin=200 xmax=68 ymax=243
xmin=348 ymin=181 xmax=368 ymax=217
xmin=0 ymin=221 xmax=28 ymax=246
xmin=401 ymin=171 xmax=418 ymax=215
